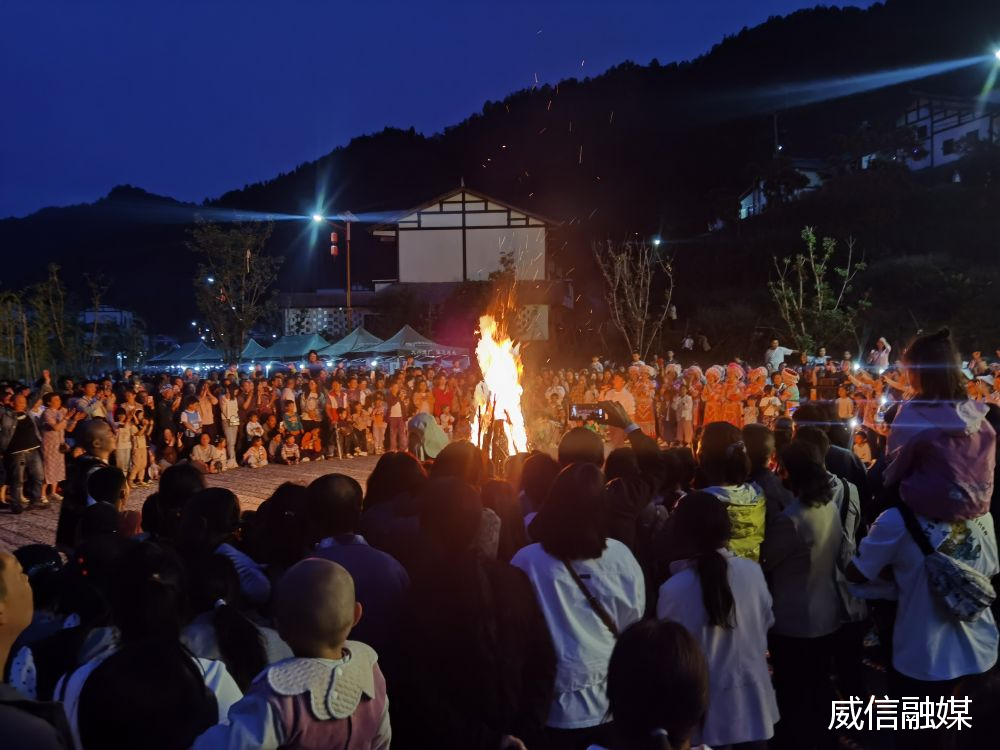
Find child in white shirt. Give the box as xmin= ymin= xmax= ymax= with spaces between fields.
xmin=759 ymin=385 xmax=782 ymax=428
xmin=835 ymin=385 xmax=855 ymax=421
xmin=243 ymin=436 xmax=268 ymax=468
xmin=672 ymin=387 xmax=694 ymax=446
xmin=438 ymin=405 xmax=455 ymax=440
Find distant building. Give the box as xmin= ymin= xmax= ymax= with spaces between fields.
xmin=373 ymin=186 xmax=550 ymax=283
xmin=280 ymin=187 xmax=570 ymax=342
xmin=79 ymin=305 xmax=135 ymax=328
xmin=278 ymin=290 xmax=377 ymax=337
xmin=895 ymin=94 xmax=1000 ymax=171
xmin=738 ymin=158 xmax=829 ymax=220
xmin=370 ymin=187 xmax=567 ymax=341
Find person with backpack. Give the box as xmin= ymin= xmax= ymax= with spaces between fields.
xmin=846 ymin=330 xmax=999 ymax=750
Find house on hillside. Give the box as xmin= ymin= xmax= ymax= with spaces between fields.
xmin=891 ymin=94 xmax=1000 ymax=171
xmin=737 ymin=158 xmax=830 ymax=220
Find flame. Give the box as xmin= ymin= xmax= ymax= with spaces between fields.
xmin=470 ymin=314 xmax=528 ymax=455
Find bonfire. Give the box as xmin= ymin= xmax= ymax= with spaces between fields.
xmin=470 ymin=314 xmax=528 ymax=457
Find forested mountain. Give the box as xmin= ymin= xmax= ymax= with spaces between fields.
xmin=3 ymin=0 xmax=999 ymax=350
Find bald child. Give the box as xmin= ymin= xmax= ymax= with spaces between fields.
xmin=193 ymin=558 xmax=390 ymax=750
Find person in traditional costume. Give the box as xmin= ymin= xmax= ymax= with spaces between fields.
xmin=722 ymin=363 xmax=747 ymax=428
xmin=702 ymin=365 xmax=726 ymax=425
xmin=779 ymin=368 xmax=800 ymax=413
xmin=630 ymin=365 xmax=657 ymax=438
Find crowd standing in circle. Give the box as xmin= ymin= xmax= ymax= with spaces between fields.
xmin=0 ymin=330 xmax=998 ymax=750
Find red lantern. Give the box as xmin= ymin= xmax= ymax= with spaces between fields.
xmin=330 ymin=232 xmax=338 ymax=243
xmin=330 ymin=244 xmax=339 ymax=257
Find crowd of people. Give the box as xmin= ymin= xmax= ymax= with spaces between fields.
xmin=1 ymin=328 xmax=999 ymax=750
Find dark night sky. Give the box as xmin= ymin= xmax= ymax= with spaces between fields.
xmin=1 ymin=0 xmax=875 ymax=219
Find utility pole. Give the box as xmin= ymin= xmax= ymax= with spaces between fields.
xmin=343 ymin=211 xmax=358 ymax=330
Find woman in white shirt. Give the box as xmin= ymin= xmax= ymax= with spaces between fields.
xmin=760 ymin=439 xmax=846 ymax=750
xmin=657 ymin=492 xmax=778 ymax=748
xmin=512 ymin=463 xmax=645 ymax=750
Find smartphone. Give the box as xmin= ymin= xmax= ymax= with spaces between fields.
xmin=570 ymin=403 xmax=606 ymax=422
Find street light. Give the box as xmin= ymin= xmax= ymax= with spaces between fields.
xmin=995 ymin=49 xmax=1000 ymax=62
xmin=652 ymin=238 xmax=662 ymax=247
xmin=312 ymin=214 xmax=324 ymax=223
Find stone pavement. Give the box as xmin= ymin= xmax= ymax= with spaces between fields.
xmin=0 ymin=455 xmax=380 ymax=551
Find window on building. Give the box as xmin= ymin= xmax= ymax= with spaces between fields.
xmin=942 ymin=138 xmax=955 ymax=156
xmin=916 ymin=125 xmax=928 ymax=139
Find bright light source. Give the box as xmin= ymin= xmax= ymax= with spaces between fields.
xmin=853 ymin=362 xmax=860 ymax=372
xmin=777 ymin=144 xmax=784 ymax=151
xmin=371 ymin=359 xmax=379 ymax=367
xmin=849 ymin=417 xmax=858 ymax=429
xmin=652 ymin=238 xmax=662 ymax=247
xmin=995 ymin=49 xmax=1000 ymax=61
xmin=206 ymin=276 xmax=215 ymax=284
xmin=312 ymin=214 xmax=324 ymax=223
xmin=191 ymin=321 xmax=197 ymax=327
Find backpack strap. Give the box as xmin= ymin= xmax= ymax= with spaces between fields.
xmin=562 ymin=559 xmax=619 ymax=638
xmin=896 ymin=503 xmax=936 ymax=557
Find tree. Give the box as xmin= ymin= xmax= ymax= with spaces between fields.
xmin=593 ymin=239 xmax=674 ymax=361
xmin=768 ymin=226 xmax=869 ymax=352
xmin=188 ymin=219 xmax=283 ymax=363
xmin=84 ymin=273 xmax=111 ymax=361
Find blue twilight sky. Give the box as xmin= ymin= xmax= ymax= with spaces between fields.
xmin=1 ymin=0 xmax=875 ymax=218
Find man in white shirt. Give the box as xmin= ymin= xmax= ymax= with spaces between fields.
xmin=765 ymin=338 xmax=794 ymax=375
xmin=603 ymin=374 xmax=635 ymax=448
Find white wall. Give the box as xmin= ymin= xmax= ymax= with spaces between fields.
xmin=398 ymin=229 xmax=464 ymax=282
xmin=465 ymin=226 xmax=546 ymax=281
xmin=398 ymin=226 xmax=546 ymax=282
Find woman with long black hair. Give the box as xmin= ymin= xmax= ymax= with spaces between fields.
xmin=762 ymin=440 xmax=845 ymax=750
xmin=395 ymin=477 xmax=556 ymax=750
xmin=657 ymin=492 xmax=778 ymax=749
xmin=512 ymin=463 xmax=645 ymax=750
xmin=597 ymin=619 xmax=711 ymax=750
xmin=182 ymin=554 xmax=292 ymax=691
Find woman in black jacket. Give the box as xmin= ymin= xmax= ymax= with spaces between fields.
xmin=393 ymin=477 xmax=556 ymax=750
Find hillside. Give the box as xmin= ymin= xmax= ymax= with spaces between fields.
xmin=2 ymin=0 xmax=999 ymax=341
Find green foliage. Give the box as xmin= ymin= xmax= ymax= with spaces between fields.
xmin=188 ymin=218 xmax=282 ymax=363
xmin=768 ymin=226 xmax=869 ymax=352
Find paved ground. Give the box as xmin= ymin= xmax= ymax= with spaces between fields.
xmin=0 ymin=455 xmax=380 ymax=551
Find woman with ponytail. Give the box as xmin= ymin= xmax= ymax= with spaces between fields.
xmin=657 ymin=492 xmax=778 ymax=749
xmin=182 ymin=554 xmax=291 ymax=691
xmin=595 ymin=620 xmax=710 ymax=750
xmin=696 ymin=422 xmax=766 ymax=562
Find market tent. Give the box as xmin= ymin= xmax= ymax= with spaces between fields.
xmin=147 ymin=341 xmax=202 ymax=364
xmin=265 ymin=333 xmax=331 ymax=360
xmin=240 ymin=338 xmax=268 ymax=361
xmin=370 ymin=325 xmax=467 ymax=355
xmin=320 ymin=326 xmax=384 ymax=357
xmin=179 ymin=341 xmax=223 ymax=364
